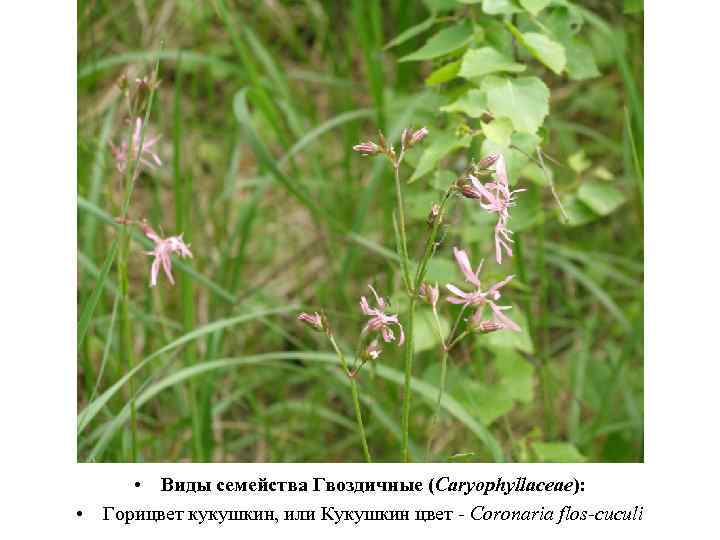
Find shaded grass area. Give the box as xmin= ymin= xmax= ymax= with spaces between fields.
xmin=77 ymin=0 xmax=643 ymax=462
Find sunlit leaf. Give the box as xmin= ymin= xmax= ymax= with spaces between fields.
xmin=577 ymin=182 xmax=627 ymax=216
xmin=425 ymin=61 xmax=461 ymax=86
xmin=458 ymin=47 xmax=525 ymax=79
xmin=482 ymin=75 xmax=550 ymax=134
xmin=399 ymin=21 xmax=473 ymax=62
xmin=481 ymin=117 xmax=513 ymax=146
xmin=440 ymin=89 xmax=488 ymax=117
xmin=409 ymin=132 xmax=472 ymax=183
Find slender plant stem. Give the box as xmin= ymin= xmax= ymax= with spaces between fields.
xmin=114 ymin=51 xmax=163 ymax=462
xmin=329 ymin=335 xmax=372 ymax=463
xmin=393 ymin=156 xmax=411 ymax=292
xmin=400 ymin=296 xmax=415 ymax=462
xmin=400 ymin=183 xmax=455 ymax=461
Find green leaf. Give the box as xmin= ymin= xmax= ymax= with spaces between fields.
xmin=562 ymin=196 xmax=598 ymax=227
xmin=399 ymin=22 xmax=473 ymax=62
xmin=425 ymin=61 xmax=461 ymax=86
xmin=519 ymin=0 xmax=551 ymax=15
xmin=481 ymin=131 xmax=541 ymax=182
xmin=493 ymin=349 xmax=535 ymax=404
xmin=507 ymin=24 xmax=566 ymax=75
xmin=440 ymin=89 xmax=488 ymax=117
xmin=457 ymin=380 xmax=515 ymax=426
xmin=385 ymin=15 xmax=436 ymax=50
xmin=532 ymin=442 xmax=587 ymax=463
xmin=414 ymin=308 xmax=450 ymax=353
xmin=458 ymin=47 xmax=525 ymax=79
xmin=409 ymin=132 xmax=472 ymax=183
xmin=520 ymin=161 xmax=552 ymax=186
xmin=482 ymin=75 xmax=550 ymax=134
xmin=577 ymin=182 xmax=627 ymax=216
xmin=478 ymin=0 xmax=522 ymax=15
xmin=481 ymin=117 xmax=513 ymax=146
xmin=566 ymin=41 xmax=600 ymax=80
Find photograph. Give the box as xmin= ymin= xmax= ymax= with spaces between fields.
xmin=77 ymin=0 xmax=643 ymax=463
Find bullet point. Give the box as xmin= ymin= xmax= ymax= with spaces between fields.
xmin=134 ymin=481 xmax=141 ymax=487
xmin=76 ymin=510 xmax=83 ymax=517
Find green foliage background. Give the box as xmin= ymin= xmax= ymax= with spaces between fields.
xmin=77 ymin=0 xmax=643 ymax=462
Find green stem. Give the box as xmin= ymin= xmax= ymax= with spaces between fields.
xmin=400 ymin=296 xmax=415 ymax=462
xmin=329 ymin=335 xmax=372 ymax=463
xmin=393 ymin=157 xmax=412 ymax=292
xmin=400 ymin=187 xmax=455 ymax=462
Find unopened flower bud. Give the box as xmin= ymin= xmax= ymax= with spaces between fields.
xmin=297 ymin=312 xmax=325 ymax=332
xmin=427 ymin=203 xmax=441 ymax=226
xmin=401 ymin=128 xmax=412 ymax=150
xmin=456 ymin=178 xmax=481 ymax=199
xmin=409 ymin=127 xmax=428 ymax=146
xmin=472 ymin=319 xmax=503 ymax=333
xmin=477 ymin=153 xmax=500 ymax=169
xmin=418 ymin=282 xmax=439 ymax=309
xmin=352 ymin=141 xmax=381 ymax=156
xmin=377 ymin=130 xmax=388 ymax=151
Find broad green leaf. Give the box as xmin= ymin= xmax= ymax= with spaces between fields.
xmin=425 ymin=61 xmax=461 ymax=86
xmin=440 ymin=89 xmax=488 ymax=117
xmin=457 ymin=380 xmax=515 ymax=426
xmin=399 ymin=22 xmax=473 ymax=62
xmin=493 ymin=349 xmax=535 ymax=404
xmin=562 ymin=196 xmax=599 ymax=227
xmin=481 ymin=131 xmax=542 ymax=181
xmin=481 ymin=117 xmax=513 ymax=146
xmin=482 ymin=76 xmax=550 ymax=134
xmin=483 ymin=308 xmax=534 ymax=354
xmin=458 ymin=47 xmax=525 ymax=79
xmin=385 ymin=15 xmax=436 ymax=50
xmin=566 ymin=41 xmax=600 ymax=80
xmin=414 ymin=308 xmax=450 ymax=353
xmin=519 ymin=0 xmax=551 ymax=15
xmin=409 ymin=132 xmax=472 ymax=183
xmin=532 ymin=442 xmax=587 ymax=463
xmin=477 ymin=0 xmax=522 ymax=15
xmin=508 ymin=26 xmax=566 ymax=75
xmin=577 ymin=182 xmax=627 ymax=216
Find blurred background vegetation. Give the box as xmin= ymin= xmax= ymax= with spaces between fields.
xmin=77 ymin=0 xmax=643 ymax=462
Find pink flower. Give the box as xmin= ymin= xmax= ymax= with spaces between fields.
xmin=138 ymin=220 xmax=193 ymax=287
xmin=461 ymin=154 xmax=525 ymax=264
xmin=110 ymin=117 xmax=162 ymax=173
xmin=359 ymin=285 xmax=405 ymax=345
xmin=297 ymin=312 xmax=325 ymax=332
xmin=446 ymin=247 xmax=521 ymax=332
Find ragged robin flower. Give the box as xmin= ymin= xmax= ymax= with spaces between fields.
xmin=359 ymin=285 xmax=405 ymax=345
xmin=134 ymin=219 xmax=192 ymax=287
xmin=459 ymin=154 xmax=525 ymax=264
xmin=445 ymin=247 xmax=521 ymax=332
xmin=110 ymin=117 xmax=162 ymax=173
